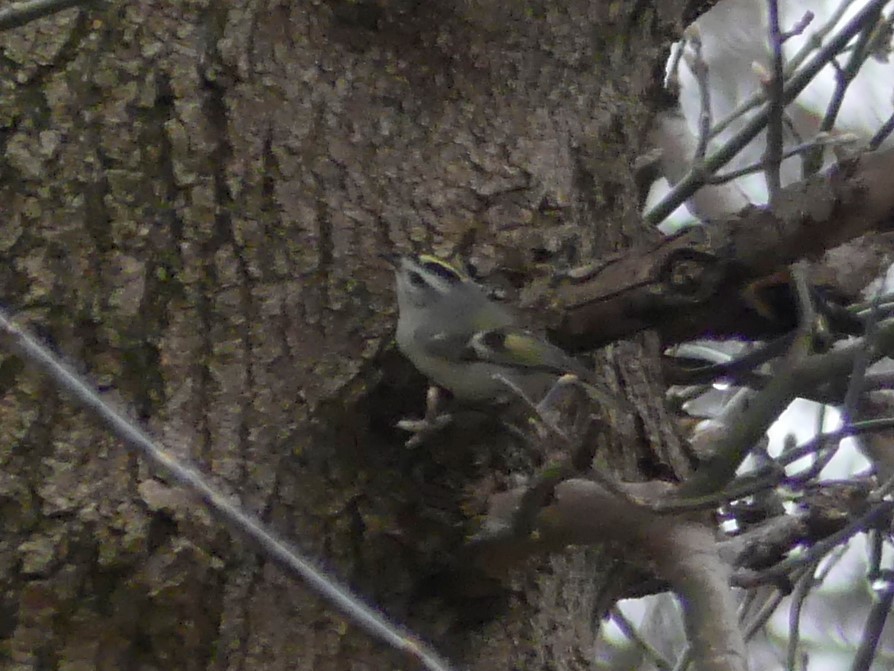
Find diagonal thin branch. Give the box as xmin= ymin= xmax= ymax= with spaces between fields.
xmin=646 ymin=0 xmax=890 ymax=226
xmin=707 ymin=133 xmax=856 ymax=184
xmin=708 ymin=3 xmax=850 ymax=141
xmin=680 ymin=318 xmax=894 ymax=497
xmin=686 ymin=29 xmax=713 ymax=163
xmin=850 ymin=569 xmax=894 ymax=671
xmin=610 ymin=607 xmax=675 ymax=671
xmin=802 ymin=3 xmax=885 ymax=176
xmin=869 ymin=109 xmax=894 ymax=150
xmin=0 ymin=308 xmax=455 ymax=671
xmin=0 ymin=0 xmax=96 ymax=31
xmin=765 ymin=0 xmax=786 ymax=200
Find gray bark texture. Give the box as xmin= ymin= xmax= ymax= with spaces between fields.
xmin=0 ymin=1 xmax=691 ymax=669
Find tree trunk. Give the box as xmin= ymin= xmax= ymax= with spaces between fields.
xmin=0 ymin=2 xmax=691 ymax=669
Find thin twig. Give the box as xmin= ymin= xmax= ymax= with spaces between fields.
xmin=782 ymin=10 xmax=817 ymax=42
xmin=707 ymin=133 xmax=856 ymax=184
xmin=678 ymin=332 xmax=812 ymax=497
xmin=0 ymin=0 xmax=95 ymax=31
xmin=765 ymin=0 xmax=787 ymax=200
xmin=610 ymin=607 xmax=675 ymax=671
xmin=682 ymin=318 xmax=894 ymax=497
xmin=869 ymin=109 xmax=894 ymax=151
xmin=657 ymin=416 xmax=894 ymax=514
xmin=665 ymin=39 xmax=686 ymax=95
xmin=686 ymin=29 xmax=713 ymax=163
xmin=652 ymin=467 xmax=783 ymax=514
xmin=786 ymin=568 xmax=816 ymax=671
xmin=782 ymin=417 xmax=894 ymax=472
xmin=786 ymin=429 xmax=842 ymax=485
xmin=744 ymin=587 xmax=787 ymax=641
xmin=850 ymin=569 xmax=894 ymax=671
xmin=791 ymin=261 xmax=816 ymax=333
xmin=870 ymin=470 xmax=894 ymax=501
xmin=802 ymin=3 xmax=885 ymax=175
xmin=646 ymin=0 xmax=889 ymax=226
xmin=843 ymin=276 xmax=887 ymax=419
xmin=671 ymin=645 xmax=692 ymax=671
xmin=494 ymin=373 xmax=570 ymax=443
xmin=850 ymin=292 xmax=894 ymax=314
xmin=0 ymin=308 xmax=455 ymax=671
xmin=748 ymin=500 xmax=894 ymax=586
xmin=867 ymin=530 xmax=884 ymax=579
xmin=709 ymin=4 xmax=850 ymax=140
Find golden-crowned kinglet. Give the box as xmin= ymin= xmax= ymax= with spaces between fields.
xmin=384 ymin=253 xmax=616 ymax=405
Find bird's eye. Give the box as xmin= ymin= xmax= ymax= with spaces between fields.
xmin=408 ymin=271 xmax=425 ymax=287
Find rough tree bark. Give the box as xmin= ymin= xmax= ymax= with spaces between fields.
xmin=0 ymin=2 xmax=694 ymax=669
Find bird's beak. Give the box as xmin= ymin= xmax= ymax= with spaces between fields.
xmin=379 ymin=252 xmax=400 ymax=268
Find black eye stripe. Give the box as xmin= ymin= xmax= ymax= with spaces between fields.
xmin=408 ymin=271 xmax=425 ymax=287
xmin=420 ymin=260 xmax=462 ymax=284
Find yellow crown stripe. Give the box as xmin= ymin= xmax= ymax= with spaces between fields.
xmin=416 ymin=255 xmax=468 ymax=282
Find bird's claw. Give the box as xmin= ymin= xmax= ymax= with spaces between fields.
xmin=396 ymin=385 xmax=452 ymax=447
xmin=396 ymin=413 xmax=454 ymax=447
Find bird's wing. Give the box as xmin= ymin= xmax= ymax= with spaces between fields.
xmin=412 ymin=325 xmax=573 ymax=370
xmin=470 ymin=327 xmax=633 ymax=412
xmin=411 ymin=325 xmax=479 ymax=361
xmin=468 ymin=327 xmax=587 ymax=375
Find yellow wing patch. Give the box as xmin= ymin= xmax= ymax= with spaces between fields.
xmin=502 ymin=332 xmax=547 ymax=366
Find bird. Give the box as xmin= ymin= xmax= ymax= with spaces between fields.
xmin=383 ymin=253 xmax=625 ymax=443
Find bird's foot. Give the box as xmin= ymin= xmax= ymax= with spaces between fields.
xmin=396 ymin=386 xmax=453 ymax=447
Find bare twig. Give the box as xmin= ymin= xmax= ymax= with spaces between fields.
xmin=844 ymin=280 xmax=887 ymax=420
xmin=665 ymin=39 xmax=686 ymax=94
xmin=658 ymin=417 xmax=894 ymax=515
xmin=679 ymin=332 xmax=812 ymax=497
xmin=869 ymin=109 xmax=894 ymax=150
xmin=709 ymin=4 xmax=849 ymax=140
xmin=651 ymin=111 xmax=752 ymax=221
xmin=494 ymin=372 xmax=570 ymax=442
xmin=0 ymin=0 xmax=96 ymax=31
xmin=718 ymin=514 xmax=808 ymax=570
xmin=707 ymin=133 xmax=856 ymax=184
xmin=610 ymin=607 xmax=675 ymax=671
xmin=784 ymin=545 xmax=850 ymax=667
xmin=544 ymin=481 xmax=748 ymax=671
xmin=652 ymin=467 xmax=782 ymax=514
xmin=743 ymin=587 xmax=787 ymax=641
xmin=743 ymin=500 xmax=894 ymax=587
xmin=802 ymin=3 xmax=885 ymax=175
xmin=765 ymin=0 xmax=787 ymax=200
xmin=783 ymin=10 xmax=817 ymax=42
xmin=646 ymin=0 xmax=889 ymax=225
xmin=780 ymin=416 xmax=894 ymax=478
xmin=785 ymin=431 xmax=843 ymax=485
xmin=686 ymin=29 xmax=713 ymax=163
xmin=867 ymin=530 xmax=884 ymax=579
xmin=791 ymin=261 xmax=816 ymax=332
xmin=851 ymin=291 xmax=894 ymax=314
xmin=786 ymin=568 xmax=817 ymax=671
xmin=850 ymin=569 xmax=894 ymax=671
xmin=871 ymin=470 xmax=894 ymax=501
xmin=678 ymin=317 xmax=894 ymax=498
xmin=0 ymin=309 xmax=455 ymax=671
xmin=670 ymin=646 xmax=692 ymax=671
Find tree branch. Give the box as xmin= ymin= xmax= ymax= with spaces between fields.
xmin=552 ymin=146 xmax=894 ymax=349
xmin=0 ymin=309 xmax=455 ymax=671
xmin=645 ymin=0 xmax=889 ymax=226
xmin=0 ymin=0 xmax=96 ymax=31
